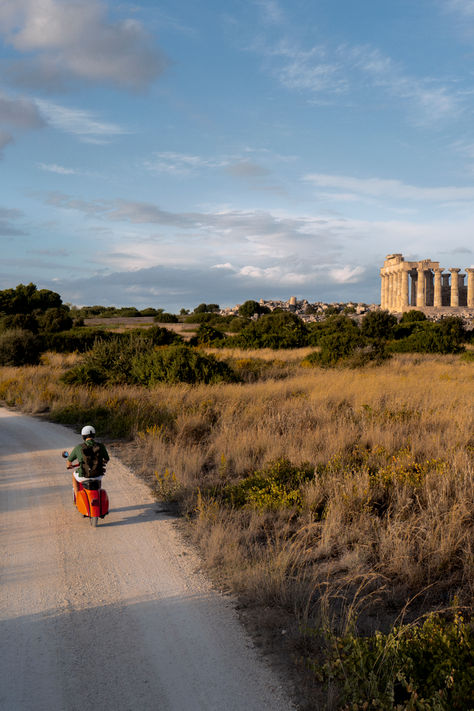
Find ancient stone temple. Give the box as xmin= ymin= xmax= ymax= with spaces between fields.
xmin=380 ymin=254 xmax=474 ymax=313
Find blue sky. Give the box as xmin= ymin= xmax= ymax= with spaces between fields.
xmin=1 ymin=0 xmax=473 ymax=311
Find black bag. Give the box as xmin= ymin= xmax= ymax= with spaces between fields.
xmin=81 ymin=442 xmax=105 ymax=478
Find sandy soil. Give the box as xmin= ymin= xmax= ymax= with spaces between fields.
xmin=0 ymin=408 xmax=295 ymax=711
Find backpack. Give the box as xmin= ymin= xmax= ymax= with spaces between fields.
xmin=81 ymin=442 xmax=105 ymax=478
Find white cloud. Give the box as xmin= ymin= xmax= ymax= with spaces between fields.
xmin=38 ymin=162 xmax=76 ymax=175
xmin=212 ymin=262 xmax=235 ymax=270
xmin=330 ymin=266 xmax=365 ymax=284
xmin=251 ymin=32 xmax=461 ymax=124
xmin=144 ymin=151 xmax=227 ymax=175
xmin=256 ymin=0 xmax=285 ymax=26
xmin=36 ymin=100 xmax=129 ymax=143
xmin=0 ymin=0 xmax=168 ymax=91
xmin=443 ymin=0 xmax=474 ymax=16
xmin=305 ymin=173 xmax=474 ymax=203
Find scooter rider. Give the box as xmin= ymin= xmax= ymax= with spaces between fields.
xmin=67 ymin=425 xmax=110 ymax=497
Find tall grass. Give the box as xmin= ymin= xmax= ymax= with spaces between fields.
xmin=1 ymin=350 xmax=473 ymax=708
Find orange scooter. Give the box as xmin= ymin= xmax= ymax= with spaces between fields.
xmin=61 ymin=451 xmax=109 ymax=526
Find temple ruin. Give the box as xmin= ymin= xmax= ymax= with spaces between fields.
xmin=380 ymin=254 xmax=474 ymax=313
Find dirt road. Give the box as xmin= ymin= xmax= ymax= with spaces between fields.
xmin=0 ymin=408 xmax=295 ymax=711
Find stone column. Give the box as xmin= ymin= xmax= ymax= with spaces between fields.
xmin=416 ymin=267 xmax=425 ymax=307
xmin=392 ymin=271 xmax=398 ymax=310
xmin=466 ymin=268 xmax=474 ymax=308
xmin=410 ymin=270 xmax=417 ymax=307
xmin=400 ymin=269 xmax=409 ymax=310
xmin=433 ymin=269 xmax=443 ymax=308
xmin=426 ymin=270 xmax=434 ymax=306
xmin=450 ymin=268 xmax=460 ymax=307
xmin=387 ymin=273 xmax=393 ymax=310
xmin=381 ymin=273 xmax=388 ymax=309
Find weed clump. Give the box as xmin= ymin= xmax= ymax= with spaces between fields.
xmin=220 ymin=458 xmax=314 ymax=511
xmin=315 ymin=611 xmax=473 ymax=710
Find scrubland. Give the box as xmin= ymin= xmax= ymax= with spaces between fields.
xmin=1 ymin=350 xmax=473 ymax=709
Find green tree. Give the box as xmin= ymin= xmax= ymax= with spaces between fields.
xmin=238 ymin=300 xmax=270 ymax=318
xmin=229 ymin=311 xmax=309 ymax=349
xmin=361 ymin=310 xmax=397 ymax=340
xmin=193 ymin=303 xmax=220 ymax=313
xmin=0 ymin=329 xmax=43 ymax=366
xmin=400 ymin=309 xmax=427 ymax=323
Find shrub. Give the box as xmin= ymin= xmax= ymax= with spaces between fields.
xmin=227 ymin=312 xmax=309 ymax=349
xmin=35 ymin=306 xmax=73 ymax=333
xmin=46 ymin=327 xmax=111 ymax=353
xmin=390 ymin=318 xmax=466 ymax=354
xmin=191 ymin=324 xmax=225 ymax=347
xmin=321 ymin=611 xmax=473 ymax=710
xmin=0 ymin=329 xmax=43 ymax=365
xmin=0 ymin=312 xmax=39 ymax=333
xmin=238 ymin=300 xmax=269 ymax=318
xmin=193 ymin=303 xmax=220 ymax=313
xmin=308 ymin=315 xmax=363 ymax=365
xmin=361 ymin=310 xmax=397 ymax=340
xmin=61 ymin=335 xmax=142 ymax=385
xmin=130 ymin=326 xmax=182 ymax=346
xmin=400 ymin=309 xmax=428 ymax=323
xmin=220 ymin=458 xmax=315 ymax=511
xmin=154 ymin=312 xmax=178 ymax=323
xmin=130 ymin=345 xmax=236 ymax=385
xmin=0 ymin=282 xmax=63 ymax=315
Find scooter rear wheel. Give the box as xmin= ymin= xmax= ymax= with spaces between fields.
xmin=91 ymin=517 xmax=99 ymax=527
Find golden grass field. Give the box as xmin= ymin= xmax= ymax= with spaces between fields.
xmin=1 ymin=349 xmax=473 ymax=707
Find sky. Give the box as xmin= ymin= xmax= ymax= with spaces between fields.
xmin=1 ymin=0 xmax=474 ymax=311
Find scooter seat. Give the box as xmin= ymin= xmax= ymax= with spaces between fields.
xmin=81 ymin=478 xmax=103 ymax=490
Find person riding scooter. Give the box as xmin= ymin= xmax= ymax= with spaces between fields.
xmin=67 ymin=425 xmax=110 ymax=498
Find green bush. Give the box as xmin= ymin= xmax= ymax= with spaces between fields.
xmin=154 ymin=312 xmax=178 ymax=323
xmin=361 ymin=310 xmax=397 ymax=340
xmin=46 ymin=327 xmax=112 ymax=353
xmin=227 ymin=312 xmax=309 ymax=349
xmin=390 ymin=318 xmax=466 ymax=354
xmin=220 ymin=458 xmax=315 ymax=511
xmin=130 ymin=345 xmax=236 ymax=385
xmin=61 ymin=335 xmax=143 ymax=385
xmin=129 ymin=326 xmax=182 ymax=347
xmin=321 ymin=611 xmax=473 ymax=710
xmin=35 ymin=307 xmax=73 ymax=333
xmin=400 ymin=309 xmax=427 ymax=323
xmin=0 ymin=283 xmax=63 ymax=315
xmin=190 ymin=324 xmax=225 ymax=347
xmin=306 ymin=315 xmax=363 ymax=365
xmin=193 ymin=302 xmax=220 ymax=314
xmin=238 ymin=300 xmax=270 ymax=318
xmin=0 ymin=312 xmax=39 ymax=333
xmin=0 ymin=329 xmax=43 ymax=365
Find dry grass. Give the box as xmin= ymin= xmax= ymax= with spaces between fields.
xmin=1 ymin=351 xmax=473 ymax=632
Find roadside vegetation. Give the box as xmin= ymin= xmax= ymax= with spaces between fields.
xmin=1 ymin=283 xmax=473 ymax=709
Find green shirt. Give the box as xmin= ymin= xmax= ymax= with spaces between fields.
xmin=68 ymin=439 xmax=110 ymax=477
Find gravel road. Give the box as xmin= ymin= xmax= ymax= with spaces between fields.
xmin=0 ymin=408 xmax=295 ymax=711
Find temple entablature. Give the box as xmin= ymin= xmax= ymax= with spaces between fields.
xmin=380 ymin=254 xmax=474 ymax=313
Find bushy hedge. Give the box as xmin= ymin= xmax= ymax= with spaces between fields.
xmin=46 ymin=327 xmax=112 ymax=353
xmin=131 ymin=345 xmax=236 ymax=385
xmin=62 ymin=338 xmax=236 ymax=386
xmin=190 ymin=324 xmax=225 ymax=347
xmin=321 ymin=611 xmax=473 ymax=710
xmin=0 ymin=329 xmax=43 ymax=366
xmin=227 ymin=311 xmax=309 ymax=349
xmin=390 ymin=317 xmax=466 ymax=354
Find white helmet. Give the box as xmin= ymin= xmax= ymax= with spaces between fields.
xmin=81 ymin=425 xmax=96 ymax=437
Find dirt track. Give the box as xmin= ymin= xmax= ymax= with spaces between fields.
xmin=0 ymin=408 xmax=295 ymax=711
